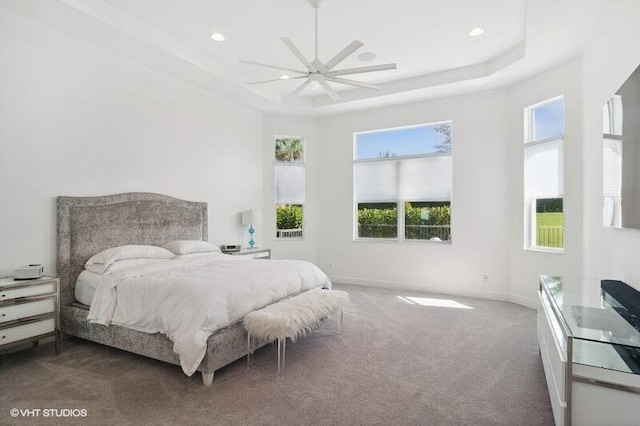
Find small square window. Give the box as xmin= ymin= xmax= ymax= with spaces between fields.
xmin=530 ymin=98 xmax=564 ymax=142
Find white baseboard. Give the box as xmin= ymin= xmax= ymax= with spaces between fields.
xmin=329 ymin=275 xmax=538 ymax=309
xmin=329 ymin=275 xmax=516 ymax=304
xmin=508 ymin=293 xmax=537 ymax=309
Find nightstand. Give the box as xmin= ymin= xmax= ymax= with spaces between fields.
xmin=0 ymin=276 xmax=60 ymax=355
xmin=227 ymin=248 xmax=271 ymax=259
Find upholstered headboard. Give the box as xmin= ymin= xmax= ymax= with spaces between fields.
xmin=57 ymin=193 xmax=208 ymax=306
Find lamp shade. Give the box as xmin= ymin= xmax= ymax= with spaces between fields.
xmin=241 ymin=210 xmax=261 ymax=226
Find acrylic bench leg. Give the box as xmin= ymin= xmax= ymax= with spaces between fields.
xmin=202 ymin=372 xmax=214 ymax=386
xmin=247 ymin=333 xmax=252 ymax=368
xmin=277 ymin=338 xmax=286 ymax=376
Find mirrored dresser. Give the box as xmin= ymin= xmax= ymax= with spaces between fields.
xmin=0 ymin=276 xmax=60 ymax=355
xmin=538 ymin=275 xmax=640 ymax=426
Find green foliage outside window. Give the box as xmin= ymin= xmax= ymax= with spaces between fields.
xmin=276 ymin=204 xmax=303 ymax=230
xmin=275 ymin=138 xmax=304 ymax=162
xmin=357 ymin=203 xmax=451 ymax=239
xmin=358 ymin=205 xmax=398 ymax=238
xmin=405 ymin=203 xmax=451 ymax=240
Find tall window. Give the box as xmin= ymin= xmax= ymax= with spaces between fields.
xmin=275 ymin=137 xmax=304 ymax=240
xmin=353 ymin=122 xmax=452 ymax=242
xmin=602 ymin=96 xmax=622 ymax=227
xmin=524 ymin=97 xmax=564 ymax=250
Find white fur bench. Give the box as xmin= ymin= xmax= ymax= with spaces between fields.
xmin=243 ymin=288 xmax=349 ymax=375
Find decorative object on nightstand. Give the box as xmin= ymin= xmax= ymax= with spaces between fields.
xmin=220 ymin=244 xmax=241 ymax=254
xmin=0 ymin=276 xmax=60 ymax=355
xmin=15 ymin=264 xmax=44 ymax=280
xmin=241 ymin=209 xmax=262 ymax=249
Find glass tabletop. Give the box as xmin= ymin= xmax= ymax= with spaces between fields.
xmin=540 ymin=275 xmax=640 ymax=350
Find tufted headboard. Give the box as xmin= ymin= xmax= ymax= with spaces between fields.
xmin=57 ymin=192 xmax=208 ymax=306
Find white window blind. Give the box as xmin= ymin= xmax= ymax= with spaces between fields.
xmin=275 ymin=164 xmax=305 ymax=204
xmin=603 ymin=138 xmax=622 ymax=197
xmin=524 ymin=139 xmax=564 ymax=199
xmin=354 ymin=155 xmax=452 ymax=202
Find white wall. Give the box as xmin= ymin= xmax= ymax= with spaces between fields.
xmin=263 ymin=114 xmax=318 ymax=262
xmin=581 ymin=1 xmax=640 ymax=289
xmin=316 ymin=91 xmax=512 ymax=300
xmin=506 ymin=58 xmax=584 ymax=307
xmin=0 ymin=21 xmax=263 ymax=277
xmin=4 ymin=1 xmax=640 ymax=306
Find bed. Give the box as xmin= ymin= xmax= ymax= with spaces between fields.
xmin=57 ymin=192 xmax=329 ymax=385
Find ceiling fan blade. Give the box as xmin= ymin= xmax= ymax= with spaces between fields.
xmin=281 ymin=38 xmax=317 ymax=73
xmin=320 ymin=40 xmax=364 ymax=72
xmin=317 ymin=78 xmax=340 ymax=101
xmin=285 ymin=79 xmax=314 ymax=99
xmin=248 ymin=76 xmax=308 ymax=85
xmin=326 ymin=63 xmax=397 ymax=77
xmin=325 ymin=76 xmax=380 ymax=90
xmin=238 ymin=60 xmax=307 ymax=75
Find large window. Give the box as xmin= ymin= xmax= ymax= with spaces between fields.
xmin=353 ymin=122 xmax=452 ymax=242
xmin=275 ymin=137 xmax=304 ymax=240
xmin=524 ymin=97 xmax=564 ymax=250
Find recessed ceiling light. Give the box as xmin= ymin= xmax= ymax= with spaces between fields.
xmin=211 ymin=32 xmax=226 ymax=42
xmin=358 ymin=52 xmax=376 ymax=62
xmin=468 ymin=27 xmax=485 ymax=37
xmin=280 ymin=75 xmax=290 ymax=80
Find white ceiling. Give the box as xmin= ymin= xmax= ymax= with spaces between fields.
xmin=0 ymin=0 xmax=612 ymax=116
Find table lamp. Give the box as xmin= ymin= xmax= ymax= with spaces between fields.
xmin=241 ymin=210 xmax=262 ymax=248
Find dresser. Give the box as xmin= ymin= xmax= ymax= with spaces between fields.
xmin=538 ymin=275 xmax=640 ymax=425
xmin=0 ymin=276 xmax=60 ymax=354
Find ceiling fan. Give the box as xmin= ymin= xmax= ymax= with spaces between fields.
xmin=239 ymin=0 xmax=397 ymax=101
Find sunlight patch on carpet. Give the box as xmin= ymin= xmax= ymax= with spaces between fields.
xmin=397 ymin=296 xmax=473 ymax=309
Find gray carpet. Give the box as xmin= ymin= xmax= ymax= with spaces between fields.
xmin=0 ymin=284 xmax=553 ymax=425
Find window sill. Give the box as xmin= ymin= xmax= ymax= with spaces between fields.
xmin=524 ymin=246 xmax=564 ymax=254
xmin=353 ymin=238 xmax=452 ymax=245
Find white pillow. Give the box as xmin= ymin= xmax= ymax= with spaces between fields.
xmin=85 ymin=258 xmax=169 ymax=275
xmin=85 ymin=245 xmax=174 ymax=274
xmin=162 ymin=240 xmax=221 ymax=255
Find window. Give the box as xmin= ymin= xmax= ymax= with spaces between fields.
xmin=353 ymin=122 xmax=452 ymax=242
xmin=275 ymin=137 xmax=304 ymax=240
xmin=524 ymin=97 xmax=564 ymax=250
xmin=602 ymin=96 xmax=622 ymax=227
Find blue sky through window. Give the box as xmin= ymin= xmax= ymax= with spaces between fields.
xmin=355 ymin=123 xmax=450 ymax=160
xmin=532 ymin=98 xmax=564 ymax=141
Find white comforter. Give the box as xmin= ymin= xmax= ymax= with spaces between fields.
xmin=86 ymin=253 xmax=331 ymax=376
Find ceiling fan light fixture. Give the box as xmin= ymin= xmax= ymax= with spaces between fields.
xmin=211 ymin=32 xmax=226 ymax=42
xmin=468 ymin=27 xmax=485 ymax=37
xmin=357 ymin=52 xmax=376 ymax=62
xmin=240 ymin=0 xmax=397 ymax=101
